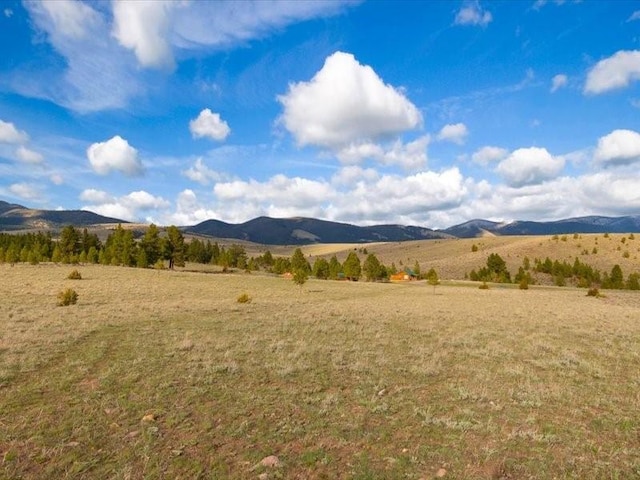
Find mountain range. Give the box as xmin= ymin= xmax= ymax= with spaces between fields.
xmin=1 ymin=200 xmax=639 ymax=244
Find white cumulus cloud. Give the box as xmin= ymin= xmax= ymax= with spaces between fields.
xmin=584 ymin=50 xmax=640 ymax=94
xmin=328 ymin=168 xmax=467 ymax=224
xmin=169 ymin=189 xmax=221 ymax=226
xmin=454 ymin=1 xmax=492 ymax=27
xmin=182 ymin=157 xmax=228 ymax=185
xmin=496 ymin=147 xmax=565 ymax=187
xmin=436 ymin=123 xmax=469 ymax=145
xmin=80 ymin=189 xmax=169 ymax=222
xmin=87 ymin=135 xmax=143 ymax=176
xmin=472 ymin=146 xmax=508 ymax=165
xmin=0 ymin=120 xmax=28 ymax=144
xmin=336 ymin=136 xmax=429 ymax=170
xmin=550 ymin=74 xmax=568 ymax=93
xmin=80 ymin=188 xmax=113 ymax=204
xmin=331 ymin=166 xmax=380 ymax=186
xmin=16 ymin=146 xmax=44 ymax=165
xmin=594 ymin=129 xmax=640 ymax=167
xmin=112 ymin=1 xmax=175 ymax=70
xmin=189 ymin=109 xmax=231 ymax=141
xmin=215 ymin=174 xmax=333 ymax=210
xmin=208 ymin=167 xmax=467 ymax=226
xmin=580 ymin=172 xmax=640 ymax=214
xmin=278 ymin=51 xmax=422 ymax=149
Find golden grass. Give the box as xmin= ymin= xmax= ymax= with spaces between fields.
xmin=2 ymin=263 xmax=640 ymax=479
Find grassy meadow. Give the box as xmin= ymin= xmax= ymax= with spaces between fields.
xmin=2 ymin=257 xmax=640 ymax=478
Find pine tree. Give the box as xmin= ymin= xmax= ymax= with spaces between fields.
xmin=59 ymin=225 xmax=80 ymax=261
xmin=343 ymin=252 xmax=361 ymax=281
xmin=363 ymin=253 xmax=384 ymax=281
xmin=312 ymin=257 xmax=330 ymax=279
xmin=140 ymin=224 xmax=162 ymax=265
xmin=164 ymin=226 xmax=185 ymax=269
xmin=328 ymin=255 xmax=342 ymax=280
xmin=293 ymin=268 xmax=308 ymax=288
xmin=291 ymin=248 xmax=311 ymax=273
xmin=426 ymin=268 xmax=439 ymax=294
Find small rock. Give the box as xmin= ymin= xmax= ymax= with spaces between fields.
xmin=377 ymin=389 xmax=386 ymax=396
xmin=125 ymin=430 xmax=140 ymax=438
xmin=141 ymin=414 xmax=156 ymax=423
xmin=402 ymin=448 xmax=409 ymax=453
xmin=66 ymin=441 xmax=80 ymax=447
xmin=260 ymin=455 xmax=280 ymax=468
xmin=436 ymin=467 xmax=447 ymax=477
xmin=257 ymin=474 xmax=268 ymax=480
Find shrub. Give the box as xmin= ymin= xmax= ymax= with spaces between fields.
xmin=471 ymin=244 xmax=478 ymax=252
xmin=479 ymin=282 xmax=489 ymax=290
xmin=519 ymin=277 xmax=529 ymax=290
xmin=67 ymin=269 xmax=82 ymax=280
xmin=153 ymin=260 xmax=166 ymax=270
xmin=586 ymin=288 xmax=600 ymax=298
xmin=237 ymin=293 xmax=251 ymax=304
xmin=57 ymin=288 xmax=78 ymax=306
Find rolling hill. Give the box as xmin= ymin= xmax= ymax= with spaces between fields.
xmin=186 ymin=216 xmax=451 ymax=245
xmin=0 ymin=200 xmax=126 ymax=230
xmin=442 ymin=215 xmax=640 ymax=238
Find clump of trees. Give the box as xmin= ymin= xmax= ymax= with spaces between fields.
xmin=1 ymin=225 xmax=211 ymax=270
xmin=468 ymin=253 xmax=511 ymax=283
xmin=467 ymin=252 xmax=640 ymax=291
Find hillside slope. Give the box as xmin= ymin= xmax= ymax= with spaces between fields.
xmin=298 ymin=233 xmax=640 ymax=282
xmin=0 ymin=201 xmax=126 ymax=230
xmin=186 ymin=216 xmax=450 ymax=245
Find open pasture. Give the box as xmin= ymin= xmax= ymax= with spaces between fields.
xmin=2 ymin=263 xmax=640 ymax=479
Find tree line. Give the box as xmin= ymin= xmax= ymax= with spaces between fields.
xmin=468 ymin=253 xmax=640 ymax=290
xmin=0 ymin=225 xmax=442 ymax=284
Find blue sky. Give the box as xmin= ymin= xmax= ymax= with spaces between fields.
xmin=1 ymin=0 xmax=639 ymax=228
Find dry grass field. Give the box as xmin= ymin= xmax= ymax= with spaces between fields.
xmin=2 ymin=261 xmax=640 ymax=479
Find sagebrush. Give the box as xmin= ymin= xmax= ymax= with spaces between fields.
xmin=67 ymin=269 xmax=82 ymax=280
xmin=57 ymin=288 xmax=78 ymax=306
